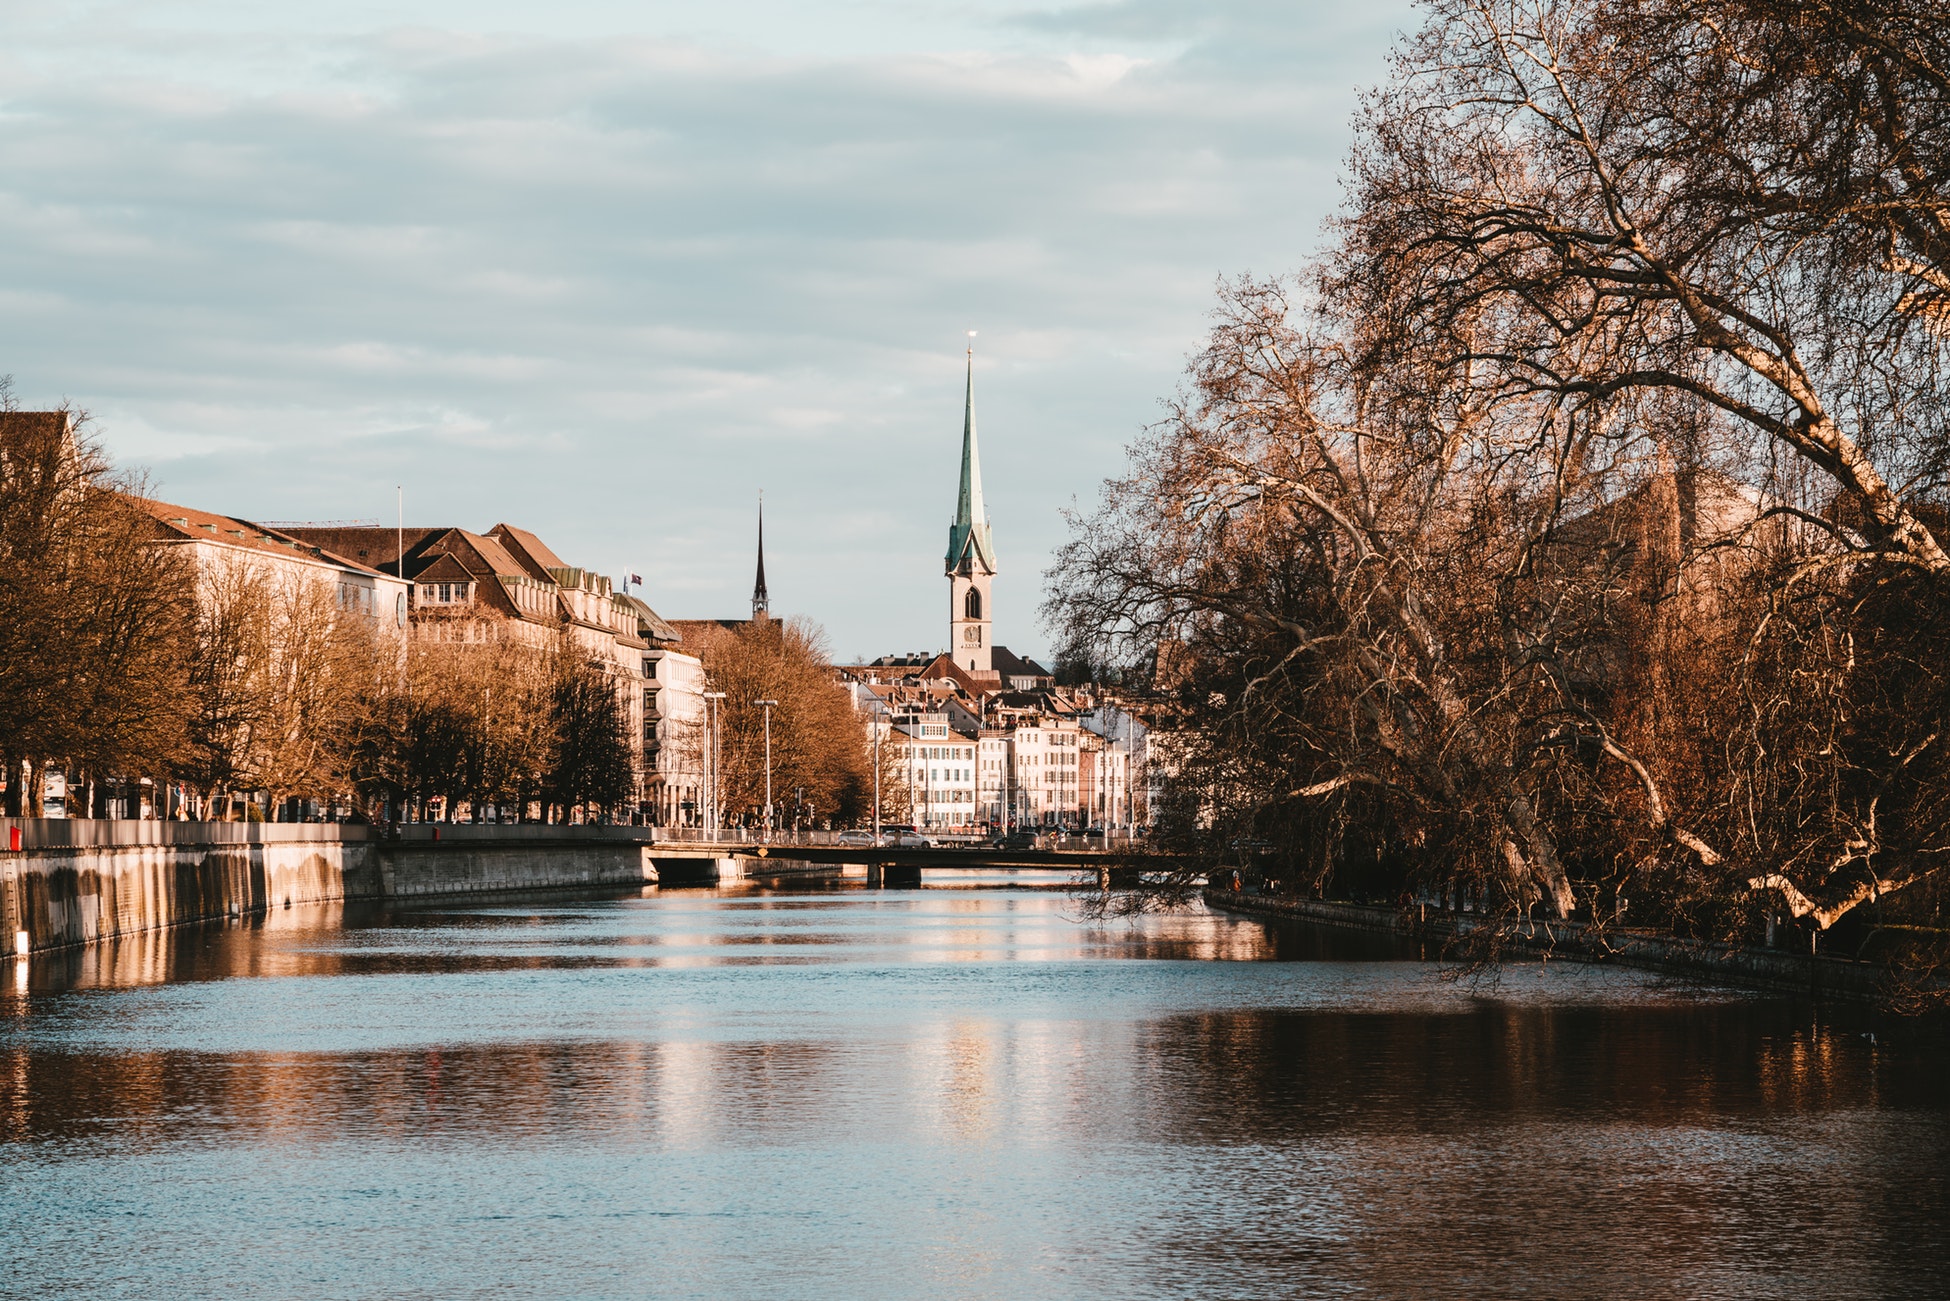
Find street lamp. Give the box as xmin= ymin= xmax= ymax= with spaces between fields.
xmin=702 ymin=690 xmax=726 ymax=834
xmin=755 ymin=699 xmax=778 ymax=839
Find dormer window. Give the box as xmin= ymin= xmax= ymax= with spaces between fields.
xmin=417 ymin=581 xmax=472 ymax=606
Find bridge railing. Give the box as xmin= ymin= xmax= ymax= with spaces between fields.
xmin=647 ymin=827 xmax=849 ymax=848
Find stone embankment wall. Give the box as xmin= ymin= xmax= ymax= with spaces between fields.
xmin=379 ymin=842 xmax=656 ymax=898
xmin=1 ymin=824 xmax=377 ymax=956
xmin=1202 ymin=888 xmax=1915 ymax=1002
xmin=0 ymin=822 xmax=750 ymax=956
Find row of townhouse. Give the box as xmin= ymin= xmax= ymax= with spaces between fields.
xmin=278 ymin=522 xmax=710 ymax=823
xmin=851 ymin=680 xmax=1149 ymax=833
xmin=110 ymin=499 xmax=711 ymax=822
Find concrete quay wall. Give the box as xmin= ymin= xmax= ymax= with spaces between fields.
xmin=2 ymin=838 xmax=378 ymax=954
xmin=0 ymin=823 xmax=763 ymax=955
xmin=379 ymin=841 xmax=657 ymax=898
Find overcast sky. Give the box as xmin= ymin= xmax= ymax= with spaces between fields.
xmin=1 ymin=0 xmax=1416 ymax=662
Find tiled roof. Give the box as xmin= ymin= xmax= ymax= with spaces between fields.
xmin=455 ymin=530 xmax=533 ymax=582
xmin=488 ymin=524 xmax=568 ymax=580
xmin=276 ymin=526 xmax=440 ymax=577
xmin=992 ymin=645 xmax=1052 ymax=680
xmin=408 ymin=553 xmax=476 ymax=583
xmin=135 ymin=498 xmax=388 ymax=576
xmin=620 ymin=594 xmax=682 ymax=644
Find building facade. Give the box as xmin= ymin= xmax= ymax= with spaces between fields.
xmin=281 ymin=521 xmax=699 ymax=820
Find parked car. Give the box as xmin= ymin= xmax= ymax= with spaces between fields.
xmin=836 ymin=830 xmax=877 ymax=847
xmin=893 ymin=831 xmax=933 ymax=848
xmin=1083 ymin=825 xmax=1107 ymax=840
xmin=991 ymin=830 xmax=1041 ymax=851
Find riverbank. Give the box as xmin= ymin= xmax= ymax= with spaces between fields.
xmin=0 ymin=821 xmax=776 ymax=955
xmin=1201 ymin=887 xmax=1928 ymax=1003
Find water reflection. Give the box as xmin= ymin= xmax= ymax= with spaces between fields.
xmin=1 ymin=888 xmax=1945 ymax=1300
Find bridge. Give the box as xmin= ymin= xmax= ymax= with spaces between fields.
xmin=373 ymin=823 xmax=1183 ymax=886
xmin=698 ymin=840 xmax=1184 ymax=888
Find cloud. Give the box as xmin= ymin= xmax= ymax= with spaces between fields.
xmin=0 ymin=0 xmax=1417 ymax=659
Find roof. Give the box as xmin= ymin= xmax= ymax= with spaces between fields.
xmin=277 ymin=525 xmax=440 ymax=578
xmin=410 ymin=552 xmax=477 ymax=583
xmin=136 ymin=498 xmax=389 ymax=577
xmin=620 ymin=594 xmax=682 ymax=644
xmin=458 ymin=530 xmax=533 ymax=582
xmin=0 ymin=411 xmax=73 ymax=443
xmin=918 ymin=652 xmax=999 ymax=694
xmin=992 ymin=645 xmax=1053 ymax=681
xmin=945 ymin=346 xmax=997 ymax=576
xmin=488 ymin=524 xmax=568 ymax=581
xmin=279 ymin=524 xmax=566 ymax=622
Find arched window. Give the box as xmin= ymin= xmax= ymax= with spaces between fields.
xmin=964 ymin=587 xmax=983 ymax=620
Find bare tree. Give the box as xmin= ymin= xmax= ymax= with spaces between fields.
xmin=545 ymin=656 xmax=635 ymax=822
xmin=691 ymin=617 xmax=872 ymax=827
xmin=1048 ymin=277 xmax=1731 ymax=921
xmin=0 ymin=394 xmax=195 ymax=813
xmin=1336 ymin=0 xmax=1950 ymax=929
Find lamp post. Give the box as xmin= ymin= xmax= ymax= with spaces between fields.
xmin=872 ymin=710 xmax=882 ymax=844
xmin=756 ymin=699 xmax=778 ymax=839
xmin=702 ymin=691 xmax=726 ymax=835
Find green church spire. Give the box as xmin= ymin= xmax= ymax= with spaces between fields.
xmin=946 ymin=335 xmax=996 ymax=576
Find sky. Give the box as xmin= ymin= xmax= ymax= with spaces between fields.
xmin=0 ymin=0 xmax=1418 ymax=663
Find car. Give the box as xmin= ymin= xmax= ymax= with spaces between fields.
xmin=991 ymin=831 xmax=1040 ymax=851
xmin=836 ymin=830 xmax=876 ymax=847
xmin=1083 ymin=825 xmax=1107 ymax=839
xmin=893 ymin=831 xmax=933 ymax=848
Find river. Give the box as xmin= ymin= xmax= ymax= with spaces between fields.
xmin=3 ymin=879 xmax=1946 ymax=1299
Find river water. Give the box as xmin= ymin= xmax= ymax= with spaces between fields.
xmin=3 ymin=879 xmax=1947 ymax=1299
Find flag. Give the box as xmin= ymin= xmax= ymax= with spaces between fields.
xmin=629 ymin=571 xmax=643 ymax=588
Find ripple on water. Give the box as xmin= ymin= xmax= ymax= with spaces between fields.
xmin=1 ymin=888 xmax=1944 ymax=1301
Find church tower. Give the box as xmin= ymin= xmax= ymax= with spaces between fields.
xmin=945 ymin=336 xmax=996 ymax=675
xmin=752 ymin=493 xmax=770 ymax=621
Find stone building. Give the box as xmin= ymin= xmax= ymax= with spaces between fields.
xmin=279 ymin=521 xmax=702 ymax=820
xmin=139 ymin=500 xmax=411 ymax=644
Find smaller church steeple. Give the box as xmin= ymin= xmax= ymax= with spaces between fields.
xmin=752 ymin=492 xmax=770 ymax=620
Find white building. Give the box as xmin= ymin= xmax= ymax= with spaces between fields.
xmin=1082 ymin=705 xmax=1147 ymax=832
xmin=141 ymin=499 xmax=410 ymax=644
xmin=640 ymin=644 xmax=706 ymax=825
xmin=892 ymin=713 xmax=978 ymax=831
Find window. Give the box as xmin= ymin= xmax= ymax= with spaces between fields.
xmin=643 ymin=657 xmax=659 ymax=679
xmin=964 ymin=588 xmax=982 ymax=620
